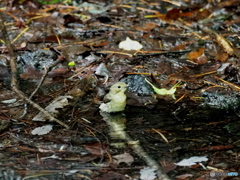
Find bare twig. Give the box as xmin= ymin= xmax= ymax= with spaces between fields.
xmin=0 ymin=12 xmax=69 ymax=129
xmin=20 ymin=59 xmax=62 ymax=118
xmin=30 ymin=59 xmax=62 ymax=100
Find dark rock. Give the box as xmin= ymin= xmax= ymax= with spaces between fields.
xmin=201 ymin=91 xmax=240 ymax=111
xmin=121 ymin=75 xmax=154 ymax=96
xmin=17 ymin=49 xmax=58 ymax=73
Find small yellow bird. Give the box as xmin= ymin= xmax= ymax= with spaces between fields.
xmin=99 ymin=82 xmax=127 ymax=113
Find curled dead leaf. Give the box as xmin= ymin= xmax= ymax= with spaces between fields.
xmin=188 ymin=48 xmax=208 ymax=64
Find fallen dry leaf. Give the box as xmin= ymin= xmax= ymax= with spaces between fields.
xmin=113 ymin=152 xmax=134 ymax=166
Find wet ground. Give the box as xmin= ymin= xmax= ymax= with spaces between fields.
xmin=1 ymin=90 xmax=240 ymax=179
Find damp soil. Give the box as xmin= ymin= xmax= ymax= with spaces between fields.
xmin=0 ymin=87 xmax=240 ymax=179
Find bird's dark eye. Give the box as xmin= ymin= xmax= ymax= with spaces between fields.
xmin=118 ymin=86 xmax=121 ymax=88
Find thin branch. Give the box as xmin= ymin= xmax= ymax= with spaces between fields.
xmin=0 ymin=11 xmax=69 ymax=129
xmin=20 ymin=59 xmax=62 ymax=118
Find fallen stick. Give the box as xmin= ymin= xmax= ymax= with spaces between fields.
xmin=0 ymin=12 xmax=69 ymax=129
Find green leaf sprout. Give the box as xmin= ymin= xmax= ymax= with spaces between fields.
xmin=145 ymin=78 xmax=181 ymax=100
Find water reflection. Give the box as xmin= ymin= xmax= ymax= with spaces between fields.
xmin=99 ymin=111 xmax=170 ymax=179
xmin=100 ymin=111 xmax=126 ymax=140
